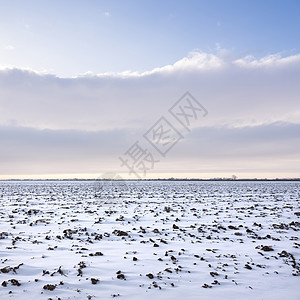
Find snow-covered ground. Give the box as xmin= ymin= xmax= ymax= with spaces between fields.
xmin=0 ymin=180 xmax=299 ymax=300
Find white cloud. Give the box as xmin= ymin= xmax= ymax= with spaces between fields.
xmin=83 ymin=51 xmax=224 ymax=78
xmin=104 ymin=11 xmax=110 ymax=17
xmin=147 ymin=51 xmax=224 ymax=74
xmin=2 ymin=45 xmax=15 ymax=51
xmin=234 ymin=53 xmax=300 ymax=68
xmin=0 ymin=50 xmax=299 ymax=177
xmin=1 ymin=50 xmax=298 ymax=130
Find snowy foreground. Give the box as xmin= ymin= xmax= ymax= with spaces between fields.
xmin=0 ymin=181 xmax=299 ymax=300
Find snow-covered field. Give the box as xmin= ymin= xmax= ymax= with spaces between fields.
xmin=0 ymin=180 xmax=299 ymax=300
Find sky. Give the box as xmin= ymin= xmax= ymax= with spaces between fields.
xmin=0 ymin=0 xmax=299 ymax=179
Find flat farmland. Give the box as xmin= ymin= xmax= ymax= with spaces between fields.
xmin=0 ymin=181 xmax=299 ymax=299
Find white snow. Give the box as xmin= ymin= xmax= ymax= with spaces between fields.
xmin=0 ymin=180 xmax=299 ymax=299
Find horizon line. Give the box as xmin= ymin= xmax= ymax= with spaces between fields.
xmin=1 ymin=178 xmax=300 ymax=182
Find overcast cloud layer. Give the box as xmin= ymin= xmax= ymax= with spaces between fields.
xmin=1 ymin=51 xmax=299 ymax=179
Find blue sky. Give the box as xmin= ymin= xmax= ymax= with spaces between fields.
xmin=0 ymin=1 xmax=299 ymax=179
xmin=1 ymin=0 xmax=300 ymax=76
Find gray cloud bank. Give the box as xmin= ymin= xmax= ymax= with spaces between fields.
xmin=0 ymin=122 xmax=299 ymax=177
xmin=0 ymin=51 xmax=299 ymax=177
